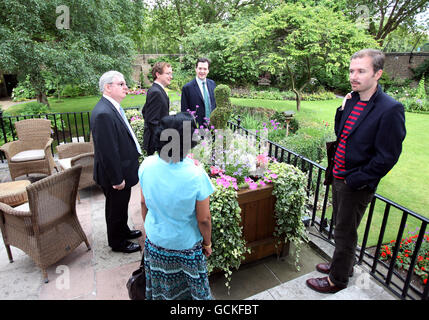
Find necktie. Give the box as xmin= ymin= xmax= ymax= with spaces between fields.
xmin=202 ymin=81 xmax=211 ymax=121
xmin=119 ymin=107 xmax=142 ymax=154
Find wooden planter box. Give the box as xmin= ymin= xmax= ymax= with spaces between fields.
xmin=237 ymin=183 xmax=289 ymax=264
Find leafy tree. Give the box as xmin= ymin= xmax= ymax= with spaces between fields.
xmin=232 ymin=3 xmax=378 ymax=111
xmin=0 ymin=0 xmax=144 ymax=105
xmin=142 ymin=0 xmax=278 ymax=53
xmin=342 ymin=0 xmax=429 ymax=45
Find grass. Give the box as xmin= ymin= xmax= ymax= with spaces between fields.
xmin=5 ymin=89 xmax=182 ymax=115
xmin=231 ymin=97 xmax=429 ymax=247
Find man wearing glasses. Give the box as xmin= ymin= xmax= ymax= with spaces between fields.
xmin=91 ymin=71 xmax=142 ymax=254
xmin=142 ymin=62 xmax=172 ymax=155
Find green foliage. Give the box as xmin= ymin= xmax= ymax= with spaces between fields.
xmin=386 ymin=76 xmax=429 ymax=113
xmin=412 ymin=59 xmax=429 ymax=81
xmin=269 ymin=162 xmax=308 ymax=271
xmin=210 ymin=84 xmax=232 ymax=129
xmin=11 ymin=77 xmax=36 ymax=101
xmin=0 ymin=0 xmax=144 ymax=104
xmin=279 ymin=121 xmax=335 ymax=165
xmin=207 ymin=181 xmax=249 ymax=291
xmin=380 ymin=228 xmax=429 ymax=285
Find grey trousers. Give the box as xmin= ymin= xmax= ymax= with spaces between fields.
xmin=329 ymin=178 xmax=374 ymax=288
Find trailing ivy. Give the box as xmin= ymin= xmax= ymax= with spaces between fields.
xmin=207 ymin=179 xmax=249 ymax=292
xmin=207 ymin=162 xmax=309 ymax=292
xmin=269 ymin=162 xmax=309 ymax=271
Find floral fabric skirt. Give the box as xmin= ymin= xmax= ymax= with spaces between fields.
xmin=144 ymin=237 xmax=213 ymax=300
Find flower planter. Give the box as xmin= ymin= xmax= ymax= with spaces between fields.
xmin=237 ymin=183 xmax=289 ymax=264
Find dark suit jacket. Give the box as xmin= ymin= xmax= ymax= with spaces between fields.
xmin=334 ymin=84 xmax=406 ymax=191
xmin=90 ymin=96 xmax=140 ymax=188
xmin=142 ymin=82 xmax=170 ymax=155
xmin=180 ymin=78 xmax=216 ymax=126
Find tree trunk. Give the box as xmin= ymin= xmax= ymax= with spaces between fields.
xmin=292 ymin=88 xmax=301 ymax=112
xmin=30 ymin=73 xmax=50 ymax=107
xmin=37 ymin=91 xmax=49 ymax=106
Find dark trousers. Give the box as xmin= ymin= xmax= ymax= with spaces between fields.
xmin=329 ymin=178 xmax=374 ymax=288
xmin=101 ymin=185 xmax=132 ymax=249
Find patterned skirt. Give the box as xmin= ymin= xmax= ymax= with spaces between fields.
xmin=144 ymin=237 xmax=213 ymax=300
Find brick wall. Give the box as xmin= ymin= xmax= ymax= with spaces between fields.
xmin=384 ymin=52 xmax=429 ymax=81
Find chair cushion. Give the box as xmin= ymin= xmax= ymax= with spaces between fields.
xmin=58 ymin=158 xmax=72 ymax=170
xmin=14 ymin=202 xmax=30 ymax=212
xmin=11 ymin=149 xmax=45 ymax=162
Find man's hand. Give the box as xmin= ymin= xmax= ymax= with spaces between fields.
xmin=113 ymin=180 xmax=125 ymax=190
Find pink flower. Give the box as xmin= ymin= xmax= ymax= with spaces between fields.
xmin=210 ymin=166 xmax=223 ymax=175
xmin=256 ymin=153 xmax=269 ymax=166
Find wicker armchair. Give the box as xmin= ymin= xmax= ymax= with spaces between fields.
xmin=56 ymin=141 xmax=96 ymax=201
xmin=0 ymin=119 xmax=57 ymax=180
xmin=0 ymin=165 xmax=91 ymax=283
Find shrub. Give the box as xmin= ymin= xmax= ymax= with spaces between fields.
xmin=11 ymin=78 xmax=36 ymax=101
xmin=279 ymin=120 xmax=335 ymax=165
xmin=210 ymin=84 xmax=232 ymax=129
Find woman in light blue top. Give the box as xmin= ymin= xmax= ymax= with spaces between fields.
xmin=138 ymin=112 xmax=214 ymax=300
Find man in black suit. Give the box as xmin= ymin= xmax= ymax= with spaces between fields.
xmin=142 ymin=62 xmax=172 ymax=155
xmin=91 ymin=71 xmax=142 ymax=253
xmin=181 ymin=58 xmax=216 ymax=127
xmin=306 ymin=49 xmax=406 ymax=293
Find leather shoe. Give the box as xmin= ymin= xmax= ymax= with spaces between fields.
xmin=306 ymin=277 xmax=344 ymax=294
xmin=127 ymin=230 xmax=142 ymax=239
xmin=316 ymin=262 xmax=353 ymax=277
xmin=112 ymin=241 xmax=141 ymax=253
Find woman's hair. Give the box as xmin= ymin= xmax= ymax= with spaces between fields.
xmin=155 ymin=112 xmax=198 ymax=162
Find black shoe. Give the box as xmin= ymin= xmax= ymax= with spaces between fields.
xmin=112 ymin=241 xmax=141 ymax=253
xmin=127 ymin=230 xmax=142 ymax=239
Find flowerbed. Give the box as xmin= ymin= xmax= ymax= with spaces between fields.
xmin=380 ymin=228 xmax=429 ymax=285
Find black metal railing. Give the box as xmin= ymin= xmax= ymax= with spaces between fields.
xmin=0 ymin=107 xmax=140 ymax=162
xmin=228 ymin=117 xmax=429 ymax=301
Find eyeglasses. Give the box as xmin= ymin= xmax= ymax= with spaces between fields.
xmin=109 ymin=82 xmax=127 ymax=87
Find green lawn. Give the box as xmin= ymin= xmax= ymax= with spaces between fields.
xmin=5 ymin=89 xmax=182 ymax=115
xmin=231 ymin=97 xmax=429 ymax=246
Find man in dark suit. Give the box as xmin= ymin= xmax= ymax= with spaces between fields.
xmin=142 ymin=62 xmax=172 ymax=155
xmin=181 ymin=58 xmax=216 ymax=127
xmin=306 ymin=49 xmax=406 ymax=293
xmin=91 ymin=71 xmax=142 ymax=253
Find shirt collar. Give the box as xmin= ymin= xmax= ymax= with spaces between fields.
xmin=196 ymin=77 xmax=207 ymax=85
xmin=154 ymin=81 xmax=165 ymax=90
xmin=103 ymin=94 xmax=121 ymax=112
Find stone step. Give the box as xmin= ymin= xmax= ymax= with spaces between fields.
xmin=246 ymin=266 xmax=397 ymax=300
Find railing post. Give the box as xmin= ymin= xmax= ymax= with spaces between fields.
xmin=0 ymin=109 xmax=5 ymax=163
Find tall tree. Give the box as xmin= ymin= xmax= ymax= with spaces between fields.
xmin=0 ymin=0 xmax=145 ymax=105
xmin=142 ymin=0 xmax=278 ymax=53
xmin=231 ymin=3 xmax=378 ymax=111
xmin=343 ymin=0 xmax=429 ymax=45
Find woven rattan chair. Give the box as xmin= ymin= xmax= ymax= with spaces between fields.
xmin=0 ymin=165 xmax=91 ymax=283
xmin=0 ymin=118 xmax=57 ymax=180
xmin=56 ymin=141 xmax=95 ymax=201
